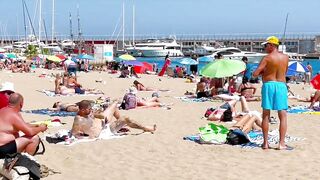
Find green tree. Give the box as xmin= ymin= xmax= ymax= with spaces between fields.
xmin=24 ymin=45 xmax=38 ymax=59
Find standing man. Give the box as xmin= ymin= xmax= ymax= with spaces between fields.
xmin=64 ymin=56 xmax=77 ymax=76
xmin=305 ymin=62 xmax=313 ymax=84
xmin=252 ymin=36 xmax=291 ymax=150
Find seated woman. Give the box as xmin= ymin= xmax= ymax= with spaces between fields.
xmin=299 ymin=90 xmax=320 ymax=109
xmin=196 ymin=77 xmax=210 ymax=98
xmin=237 ymin=77 xmax=260 ymax=101
xmin=207 ymin=96 xmax=249 ymax=121
xmin=56 ymin=83 xmax=76 ymax=95
xmin=67 ymin=73 xmax=81 ymax=88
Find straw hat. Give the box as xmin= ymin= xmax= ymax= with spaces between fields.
xmin=0 ymin=82 xmax=15 ymax=92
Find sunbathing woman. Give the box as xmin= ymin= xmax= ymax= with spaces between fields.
xmin=133 ymin=80 xmax=155 ymax=91
xmin=237 ymin=77 xmax=260 ymax=101
xmin=51 ymin=101 xmax=79 ymax=112
xmin=207 ymin=96 xmax=250 ymax=121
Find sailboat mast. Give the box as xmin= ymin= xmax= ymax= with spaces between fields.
xmin=132 ymin=3 xmax=135 ymax=46
xmin=38 ymin=0 xmax=41 ymax=42
xmin=69 ymin=13 xmax=73 ymax=42
xmin=281 ymin=13 xmax=289 ymax=45
xmin=43 ymin=19 xmax=48 ymax=45
xmin=122 ymin=2 xmax=125 ymax=49
xmin=52 ymin=0 xmax=55 ymax=43
xmin=22 ymin=0 xmax=27 ymax=40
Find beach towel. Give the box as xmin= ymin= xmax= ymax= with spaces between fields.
xmin=183 ymin=130 xmax=304 ymax=149
xmin=24 ymin=109 xmax=77 ymax=117
xmin=46 ymin=125 xmax=125 ymax=146
xmin=239 ymin=130 xmax=304 ymax=149
xmin=175 ymin=96 xmax=218 ymax=103
xmin=30 ymin=119 xmax=64 ymax=127
xmin=287 ymin=105 xmax=320 ymax=114
xmin=40 ymin=90 xmax=104 ymax=97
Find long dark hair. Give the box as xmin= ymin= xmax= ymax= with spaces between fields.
xmin=222 ymin=108 xmax=233 ymax=122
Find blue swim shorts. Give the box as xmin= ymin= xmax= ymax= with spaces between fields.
xmin=261 ymin=81 xmax=288 ymax=110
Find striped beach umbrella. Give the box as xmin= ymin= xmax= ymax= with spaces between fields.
xmin=288 ymin=61 xmax=309 ymax=73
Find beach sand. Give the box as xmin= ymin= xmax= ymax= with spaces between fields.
xmin=1 ymin=69 xmax=320 ymax=180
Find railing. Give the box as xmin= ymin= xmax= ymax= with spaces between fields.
xmin=1 ymin=32 xmax=319 ymax=41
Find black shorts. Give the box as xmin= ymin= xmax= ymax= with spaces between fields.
xmin=0 ymin=140 xmax=17 ymax=158
xmin=197 ymin=92 xmax=208 ymax=98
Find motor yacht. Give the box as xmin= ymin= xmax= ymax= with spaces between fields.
xmin=126 ymin=38 xmax=184 ymax=57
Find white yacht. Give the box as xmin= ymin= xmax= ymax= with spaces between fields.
xmin=59 ymin=39 xmax=76 ymax=49
xmin=126 ymin=38 xmax=184 ymax=57
xmin=208 ymin=47 xmax=266 ymax=63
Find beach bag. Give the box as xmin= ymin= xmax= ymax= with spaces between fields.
xmin=120 ymin=93 xmax=137 ymax=110
xmin=226 ymin=129 xmax=250 ymax=145
xmin=199 ymin=123 xmax=229 ymax=144
xmin=3 ymin=153 xmax=41 ymax=180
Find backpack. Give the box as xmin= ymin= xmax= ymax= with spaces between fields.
xmin=226 ymin=129 xmax=250 ymax=145
xmin=120 ymin=93 xmax=137 ymax=110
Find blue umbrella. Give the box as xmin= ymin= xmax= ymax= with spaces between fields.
xmin=77 ymin=54 xmax=95 ymax=60
xmin=288 ymin=61 xmax=308 ymax=73
xmin=178 ymin=58 xmax=198 ymax=65
xmin=198 ymin=56 xmax=213 ymax=63
xmin=122 ymin=60 xmax=143 ymax=66
xmin=0 ymin=54 xmax=5 ymax=59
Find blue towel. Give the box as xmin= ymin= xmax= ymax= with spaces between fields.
xmin=24 ymin=109 xmax=77 ymax=117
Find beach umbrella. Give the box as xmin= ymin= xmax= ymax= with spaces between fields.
xmin=77 ymin=54 xmax=95 ymax=60
xmin=200 ymin=59 xmax=246 ymax=78
xmin=178 ymin=58 xmax=198 ymax=65
xmin=122 ymin=60 xmax=143 ymax=66
xmin=56 ymin=54 xmax=66 ymax=60
xmin=198 ymin=56 xmax=213 ymax=63
xmin=133 ymin=62 xmax=153 ymax=74
xmin=0 ymin=54 xmax=5 ymax=59
xmin=6 ymin=53 xmax=17 ymax=59
xmin=46 ymin=55 xmax=62 ymax=63
xmin=288 ymin=61 xmax=309 ymax=73
xmin=119 ymin=54 xmax=136 ymax=61
xmin=0 ymin=48 xmax=6 ymax=53
xmin=311 ymin=74 xmax=320 ymax=90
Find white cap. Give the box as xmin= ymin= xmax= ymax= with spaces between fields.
xmin=0 ymin=82 xmax=15 ymax=92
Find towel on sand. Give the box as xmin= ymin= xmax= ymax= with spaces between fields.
xmin=287 ymin=105 xmax=320 ymax=114
xmin=40 ymin=90 xmax=104 ymax=97
xmin=184 ymin=130 xmax=304 ymax=149
xmin=24 ymin=109 xmax=77 ymax=117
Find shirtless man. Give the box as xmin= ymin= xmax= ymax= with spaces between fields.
xmin=0 ymin=93 xmax=47 ymax=158
xmin=71 ymin=100 xmax=156 ymax=138
xmin=253 ymin=36 xmax=290 ymax=150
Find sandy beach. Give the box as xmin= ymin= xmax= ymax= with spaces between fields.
xmin=1 ymin=69 xmax=320 ymax=180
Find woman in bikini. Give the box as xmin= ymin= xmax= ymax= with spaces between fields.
xmin=237 ymin=77 xmax=260 ymax=101
xmin=52 ymin=101 xmax=79 ymax=112
xmin=133 ymin=80 xmax=155 ymax=91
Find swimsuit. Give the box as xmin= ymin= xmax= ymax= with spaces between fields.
xmin=261 ymin=81 xmax=288 ymax=110
xmin=0 ymin=140 xmax=17 ymax=158
xmin=197 ymin=91 xmax=207 ymax=98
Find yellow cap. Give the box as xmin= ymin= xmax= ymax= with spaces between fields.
xmin=262 ymin=36 xmax=279 ymax=46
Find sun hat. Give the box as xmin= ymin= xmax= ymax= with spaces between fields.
xmin=128 ymin=86 xmax=138 ymax=94
xmin=261 ymin=36 xmax=280 ymax=46
xmin=0 ymin=82 xmax=15 ymax=92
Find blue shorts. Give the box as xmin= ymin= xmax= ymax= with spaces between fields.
xmin=261 ymin=81 xmax=288 ymax=110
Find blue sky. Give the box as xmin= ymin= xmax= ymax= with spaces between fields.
xmin=1 ymin=0 xmax=320 ymax=38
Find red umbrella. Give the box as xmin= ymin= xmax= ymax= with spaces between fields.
xmin=133 ymin=62 xmax=153 ymax=74
xmin=55 ymin=54 xmax=66 ymax=60
xmin=311 ymin=74 xmax=320 ymax=90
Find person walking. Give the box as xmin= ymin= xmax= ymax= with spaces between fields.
xmin=252 ymin=36 xmax=291 ymax=150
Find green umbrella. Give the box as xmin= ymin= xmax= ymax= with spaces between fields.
xmin=200 ymin=59 xmax=246 ymax=78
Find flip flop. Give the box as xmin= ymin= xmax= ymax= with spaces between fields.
xmin=276 ymin=145 xmax=294 ymax=151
